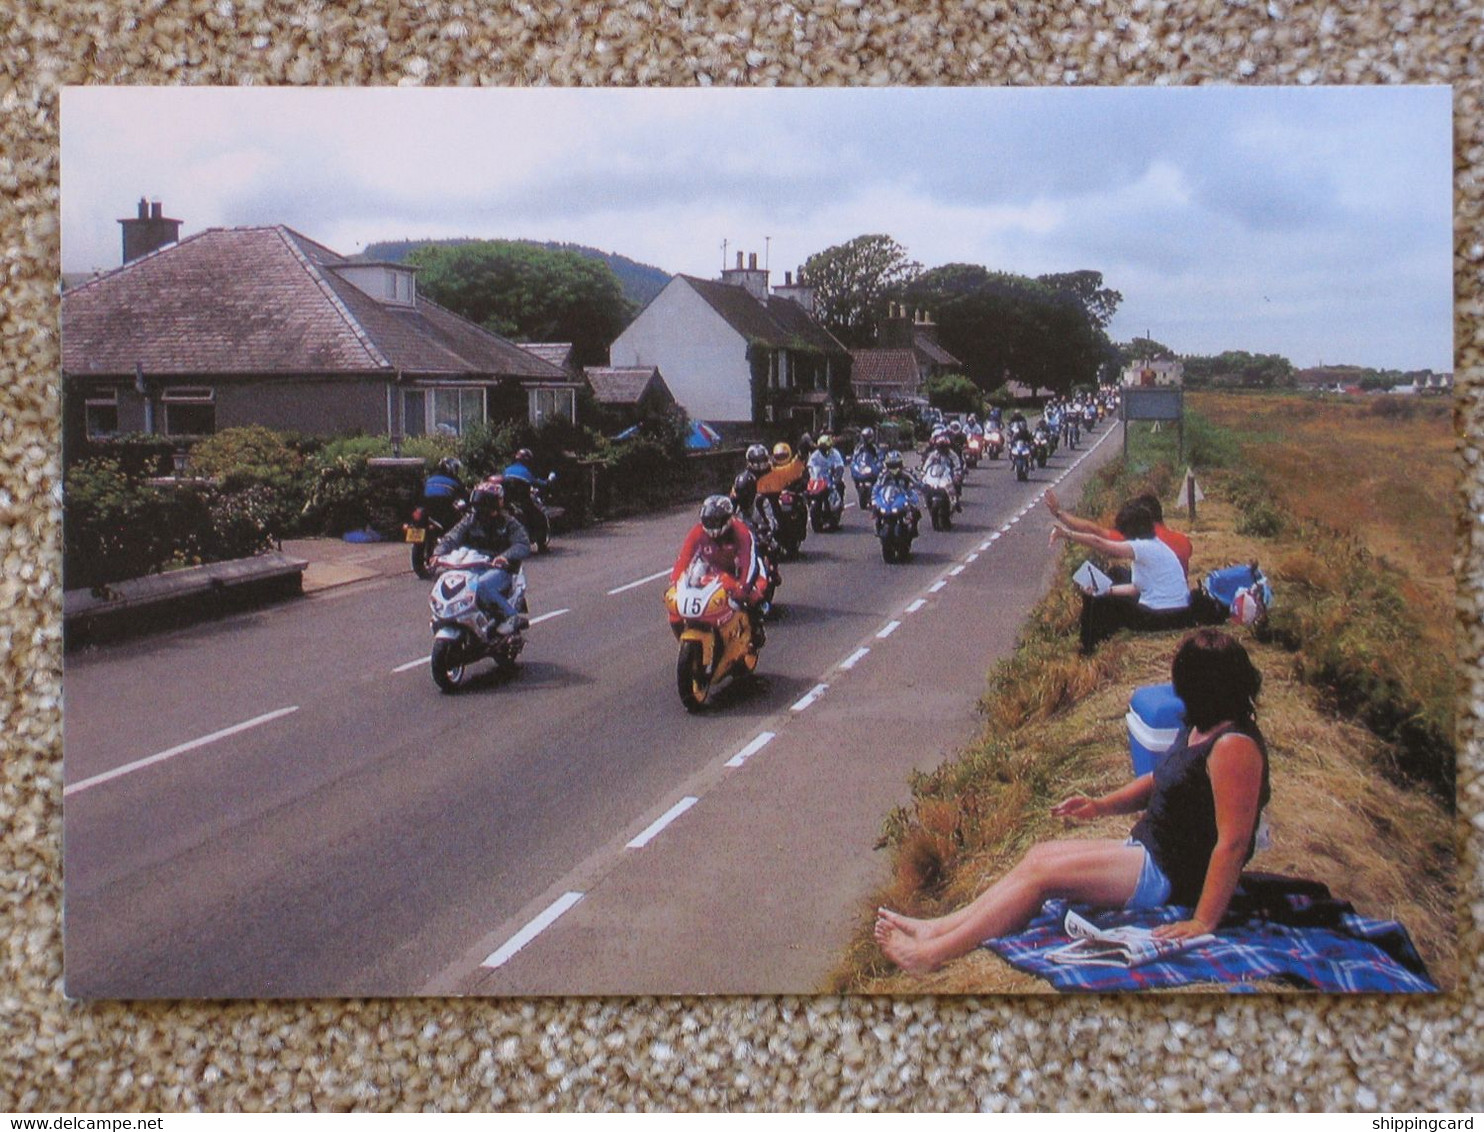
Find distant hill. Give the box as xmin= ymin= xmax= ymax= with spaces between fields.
xmin=362 ymin=238 xmax=672 ymax=309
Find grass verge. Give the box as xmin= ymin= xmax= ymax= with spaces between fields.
xmin=831 ymin=393 xmax=1458 ymax=993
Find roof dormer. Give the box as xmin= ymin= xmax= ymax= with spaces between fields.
xmin=332 ymin=261 xmax=418 ymax=307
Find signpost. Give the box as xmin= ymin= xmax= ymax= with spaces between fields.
xmin=1121 ymin=385 xmax=1184 ymax=463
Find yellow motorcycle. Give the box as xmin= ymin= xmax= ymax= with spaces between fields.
xmin=664 ymin=556 xmax=760 ymax=712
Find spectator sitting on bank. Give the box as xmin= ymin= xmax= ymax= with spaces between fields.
xmin=875 ymin=628 xmax=1269 ymax=975
xmin=1051 ymin=499 xmax=1192 ymax=655
xmin=1044 ymin=488 xmax=1192 ymax=579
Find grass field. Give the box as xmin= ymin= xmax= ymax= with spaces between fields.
xmin=833 ymin=391 xmax=1459 ymax=994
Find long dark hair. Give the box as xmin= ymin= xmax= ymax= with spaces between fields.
xmin=1170 ymin=628 xmax=1263 ymax=731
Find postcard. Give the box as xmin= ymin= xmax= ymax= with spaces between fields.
xmin=59 ymin=86 xmax=1456 ymax=997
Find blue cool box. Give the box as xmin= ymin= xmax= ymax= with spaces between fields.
xmin=1126 ymin=683 xmax=1187 ymax=776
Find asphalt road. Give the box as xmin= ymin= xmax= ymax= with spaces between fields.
xmin=63 ymin=421 xmax=1122 ymax=998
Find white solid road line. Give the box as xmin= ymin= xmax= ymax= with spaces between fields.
xmin=64 ymin=706 xmax=301 ymax=797
xmin=791 ymin=683 xmax=829 ymax=712
xmin=481 ymin=891 xmax=585 ymax=969
xmin=607 ymin=569 xmax=670 ymax=596
xmin=725 ymin=731 xmax=776 ymax=769
xmin=627 ymin=796 xmax=700 ymax=849
xmin=840 ymin=646 xmax=871 ymax=670
xmin=905 ymin=598 xmax=927 ymax=614
xmin=876 ymin=620 xmax=901 ymax=639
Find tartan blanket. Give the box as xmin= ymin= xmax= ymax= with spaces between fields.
xmin=984 ymin=880 xmax=1438 ymax=993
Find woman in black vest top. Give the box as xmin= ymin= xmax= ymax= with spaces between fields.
xmin=876 ymin=629 xmax=1268 ymax=975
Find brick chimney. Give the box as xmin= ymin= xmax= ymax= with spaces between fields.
xmin=119 ymin=197 xmax=182 ymax=264
xmin=879 ymin=301 xmax=914 ymax=348
xmin=719 ymin=248 xmax=770 ymax=302
xmin=771 ymin=265 xmax=817 ymax=315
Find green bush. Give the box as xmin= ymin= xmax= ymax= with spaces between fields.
xmin=925 ymin=373 xmax=985 ymax=416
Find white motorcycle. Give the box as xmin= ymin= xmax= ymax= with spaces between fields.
xmin=427 ymin=546 xmax=530 ymax=693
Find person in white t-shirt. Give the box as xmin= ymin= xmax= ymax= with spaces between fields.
xmin=1051 ymin=499 xmax=1192 ymax=653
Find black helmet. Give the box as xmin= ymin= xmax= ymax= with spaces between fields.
xmin=514 ymin=448 xmax=534 ymax=464
xmin=745 ymin=443 xmax=771 ymax=473
xmin=470 ymin=479 xmax=505 ymax=516
xmin=700 ymin=494 xmax=734 ymax=537
xmin=884 ymin=450 xmax=904 ymax=471
xmin=859 ymin=427 xmax=875 ymax=444
xmin=436 ymin=457 xmax=462 ymax=478
xmin=798 ymin=432 xmax=814 ymax=450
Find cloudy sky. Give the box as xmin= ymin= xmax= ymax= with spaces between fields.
xmin=61 ymin=85 xmax=1454 ymax=372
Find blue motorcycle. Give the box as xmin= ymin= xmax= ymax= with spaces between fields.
xmin=850 ymin=448 xmax=883 ymax=509
xmin=870 ymin=479 xmax=922 ymax=564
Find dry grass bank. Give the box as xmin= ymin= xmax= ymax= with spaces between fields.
xmin=833 ymin=392 xmax=1459 ymax=994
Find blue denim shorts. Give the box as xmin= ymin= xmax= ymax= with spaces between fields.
xmin=1124 ymin=838 xmax=1173 ymax=910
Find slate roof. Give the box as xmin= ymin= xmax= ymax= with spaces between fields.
xmin=678 ymin=275 xmax=848 ymax=356
xmin=914 ymin=333 xmax=960 ymax=368
xmin=523 ymin=342 xmax=576 ymax=371
xmin=850 ymin=349 xmax=922 ymax=388
xmin=61 ymin=226 xmax=567 ymax=383
xmin=584 ymin=366 xmax=667 ymax=405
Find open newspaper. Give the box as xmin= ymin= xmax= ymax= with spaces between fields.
xmin=1046 ymin=909 xmax=1215 ymax=967
xmin=1071 ymin=560 xmax=1114 ymax=596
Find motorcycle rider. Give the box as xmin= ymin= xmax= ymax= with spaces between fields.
xmin=670 ymin=495 xmax=768 ymax=648
xmin=875 ymin=449 xmax=923 ymax=531
xmin=432 ymin=478 xmax=531 ymax=636
xmin=730 ymin=443 xmax=782 ymax=610
xmin=807 ymin=433 xmax=847 ymax=492
xmin=855 ymin=426 xmax=880 ymax=462
xmin=419 ymin=457 xmax=465 ymax=526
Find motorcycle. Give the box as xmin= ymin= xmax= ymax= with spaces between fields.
xmin=964 ymin=432 xmax=984 ymax=468
xmin=405 ymin=492 xmax=466 ymax=580
xmin=427 ymin=547 xmax=530 ymax=693
xmin=1063 ymin=415 xmax=1080 ymax=449
xmin=806 ymin=470 xmax=846 ymax=533
xmin=765 ymin=488 xmax=809 ymax=559
xmin=508 ymin=471 xmax=558 ymax=553
xmin=984 ymin=426 xmax=1004 ymax=460
xmin=1010 ymin=437 xmax=1033 ymax=482
xmin=871 ymin=479 xmax=922 ymax=564
xmin=1032 ymin=430 xmax=1051 ymax=469
xmin=665 ymin=555 xmax=760 ymax=712
xmin=850 ymin=448 xmax=882 ymax=509
xmin=920 ymin=460 xmax=956 ymax=532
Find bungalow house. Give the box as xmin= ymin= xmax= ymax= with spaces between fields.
xmin=850 ymin=304 xmax=961 ymax=403
xmin=61 ymin=209 xmax=579 ymax=456
xmin=583 ymin=365 xmax=677 ymax=429
xmin=606 ymin=252 xmax=851 ymax=438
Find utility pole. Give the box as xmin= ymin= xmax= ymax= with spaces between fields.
xmin=765 ymin=236 xmax=771 ymax=272
xmin=721 ymin=239 xmax=728 ymax=272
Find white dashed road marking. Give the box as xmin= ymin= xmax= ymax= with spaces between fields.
xmin=725 ymin=732 xmax=776 ymax=769
xmin=481 ymin=892 xmax=584 ymax=969
xmin=876 ymin=620 xmax=901 ymax=639
xmin=840 ymin=647 xmax=871 ymax=670
xmin=791 ymin=684 xmax=829 ymax=712
xmin=905 ymin=598 xmax=927 ymax=614
xmin=626 ymin=797 xmax=699 ymax=849
xmin=65 ymin=707 xmax=301 ymax=797
xmin=607 ymin=569 xmax=670 ymax=596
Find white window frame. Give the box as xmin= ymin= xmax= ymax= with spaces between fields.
xmin=84 ymin=386 xmax=120 ymax=439
xmin=528 ymin=385 xmax=576 ymax=427
xmin=414 ymin=386 xmax=487 ymax=437
xmin=161 ymin=386 xmax=216 ymax=436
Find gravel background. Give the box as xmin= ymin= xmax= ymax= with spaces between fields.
xmin=3 ymin=0 xmax=1480 ymax=1111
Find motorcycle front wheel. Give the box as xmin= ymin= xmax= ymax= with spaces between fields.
xmin=677 ymin=640 xmax=712 ymax=713
xmin=431 ymin=636 xmax=467 ymax=694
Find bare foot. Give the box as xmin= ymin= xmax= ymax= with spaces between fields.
xmin=876 ymin=907 xmax=938 ymax=940
xmin=874 ymin=918 xmax=943 ymax=975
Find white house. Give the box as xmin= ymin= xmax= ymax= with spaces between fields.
xmin=1121 ymin=358 xmax=1185 ymax=387
xmin=608 ymin=252 xmax=851 ymax=436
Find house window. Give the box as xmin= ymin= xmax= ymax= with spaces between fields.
xmin=161 ymin=386 xmax=215 ymax=436
xmin=529 ymin=385 xmax=576 ymax=427
xmin=429 ymin=387 xmax=486 ymax=436
xmin=84 ymin=387 xmax=119 ymax=439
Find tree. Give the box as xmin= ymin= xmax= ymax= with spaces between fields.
xmin=1182 ymin=350 xmax=1295 ymax=389
xmin=924 ymin=374 xmax=985 ymax=415
xmin=406 ymin=241 xmax=633 ymax=367
xmin=802 ymin=234 xmax=922 ymax=347
xmin=1036 ymin=270 xmax=1123 ymax=330
xmin=901 ymin=265 xmax=1109 ymax=397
